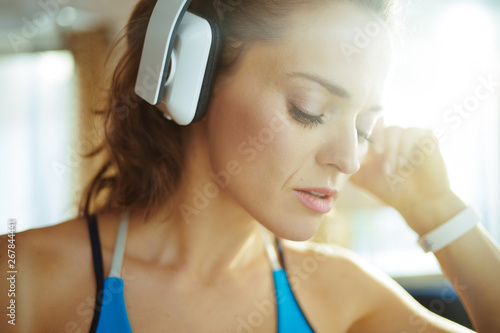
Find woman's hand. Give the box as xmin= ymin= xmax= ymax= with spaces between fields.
xmin=350 ymin=119 xmax=466 ymax=235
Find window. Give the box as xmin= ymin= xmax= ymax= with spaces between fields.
xmin=344 ymin=1 xmax=500 ymax=277
xmin=0 ymin=51 xmax=76 ymax=234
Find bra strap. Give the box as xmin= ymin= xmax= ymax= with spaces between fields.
xmin=87 ymin=214 xmax=104 ymax=333
xmin=259 ymin=226 xmax=281 ymax=270
xmin=108 ymin=211 xmax=130 ymax=278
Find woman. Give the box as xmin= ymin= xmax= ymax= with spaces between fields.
xmin=1 ymin=0 xmax=499 ymax=332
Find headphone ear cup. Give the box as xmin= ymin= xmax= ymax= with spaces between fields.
xmin=157 ymin=12 xmax=222 ymax=125
xmin=191 ymin=16 xmax=222 ymax=123
xmin=135 ymin=0 xmax=222 ymax=125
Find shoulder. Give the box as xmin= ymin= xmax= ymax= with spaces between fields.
xmin=280 ymin=241 xmax=471 ymax=333
xmin=0 ymin=216 xmax=91 ymax=286
xmin=280 ymin=240 xmax=390 ymax=309
xmin=0 ymin=212 xmax=120 ymax=332
xmin=10 ymin=215 xmax=96 ymax=278
xmin=277 ymin=241 xmax=382 ymax=331
xmin=10 ymin=210 xmax=122 ymax=272
xmin=281 ymin=240 xmax=382 ymax=285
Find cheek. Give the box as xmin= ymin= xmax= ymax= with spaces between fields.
xmin=237 ymin=121 xmax=292 ymax=186
xmin=208 ymin=93 xmax=292 ymax=183
xmin=207 ymin=92 xmax=269 ymax=173
xmin=204 ymin=74 xmax=324 ymax=240
xmin=206 ymin=84 xmax=308 ymax=204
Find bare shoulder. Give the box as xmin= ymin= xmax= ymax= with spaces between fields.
xmin=276 ymin=241 xmax=379 ymax=331
xmin=280 ymin=240 xmax=388 ymax=308
xmin=280 ymin=239 xmax=385 ymax=289
xmin=0 ymin=213 xmax=119 ymax=332
xmin=281 ymin=241 xmax=473 ymax=333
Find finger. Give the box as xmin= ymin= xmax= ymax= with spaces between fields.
xmin=383 ymin=126 xmax=403 ymax=174
xmin=399 ymin=127 xmax=425 ymax=157
xmin=399 ymin=128 xmax=436 ymax=170
xmin=370 ymin=117 xmax=385 ymax=154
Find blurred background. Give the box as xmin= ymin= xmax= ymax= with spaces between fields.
xmin=0 ymin=0 xmax=499 ymax=328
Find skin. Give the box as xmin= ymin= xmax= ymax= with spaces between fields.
xmin=1 ymin=2 xmax=500 ymax=333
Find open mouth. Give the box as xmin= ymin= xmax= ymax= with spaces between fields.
xmin=292 ymin=188 xmax=336 ymax=214
xmin=299 ymin=190 xmax=328 ymax=199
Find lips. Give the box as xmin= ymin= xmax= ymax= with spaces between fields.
xmin=293 ymin=187 xmax=337 ymax=214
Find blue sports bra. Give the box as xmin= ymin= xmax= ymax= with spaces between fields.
xmin=87 ymin=212 xmax=315 ymax=332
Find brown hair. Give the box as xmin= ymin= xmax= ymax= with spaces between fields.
xmin=80 ymin=0 xmax=399 ymax=218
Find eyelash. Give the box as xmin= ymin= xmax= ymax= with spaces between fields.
xmin=288 ymin=103 xmax=374 ymax=144
xmin=288 ymin=104 xmax=324 ymax=127
xmin=357 ymin=130 xmax=374 ymax=144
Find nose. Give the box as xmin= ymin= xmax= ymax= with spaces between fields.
xmin=316 ymin=119 xmax=361 ymax=175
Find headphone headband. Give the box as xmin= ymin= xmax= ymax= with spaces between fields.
xmin=135 ymin=0 xmax=221 ymax=125
xmin=135 ymin=0 xmax=192 ymax=105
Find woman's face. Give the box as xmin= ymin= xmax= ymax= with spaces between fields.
xmin=204 ymin=3 xmax=393 ymax=240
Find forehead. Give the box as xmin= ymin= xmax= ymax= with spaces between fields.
xmin=242 ymin=2 xmax=394 ymax=106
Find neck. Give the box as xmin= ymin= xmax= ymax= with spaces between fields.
xmin=129 ymin=203 xmax=266 ymax=283
xmin=126 ymin=124 xmax=270 ymax=282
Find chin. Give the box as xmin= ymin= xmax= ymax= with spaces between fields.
xmin=263 ymin=215 xmax=322 ymax=242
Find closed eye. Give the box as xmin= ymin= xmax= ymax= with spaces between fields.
xmin=288 ymin=104 xmax=325 ymax=128
xmin=357 ymin=129 xmax=374 ymax=144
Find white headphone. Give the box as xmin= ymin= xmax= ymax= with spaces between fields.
xmin=135 ymin=0 xmax=221 ymax=125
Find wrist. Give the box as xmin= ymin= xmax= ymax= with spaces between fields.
xmin=403 ymin=192 xmax=467 ymax=236
xmin=418 ymin=206 xmax=481 ymax=253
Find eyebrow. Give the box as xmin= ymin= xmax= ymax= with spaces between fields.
xmin=289 ymin=72 xmax=350 ymax=99
xmin=288 ymin=72 xmax=383 ymax=113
